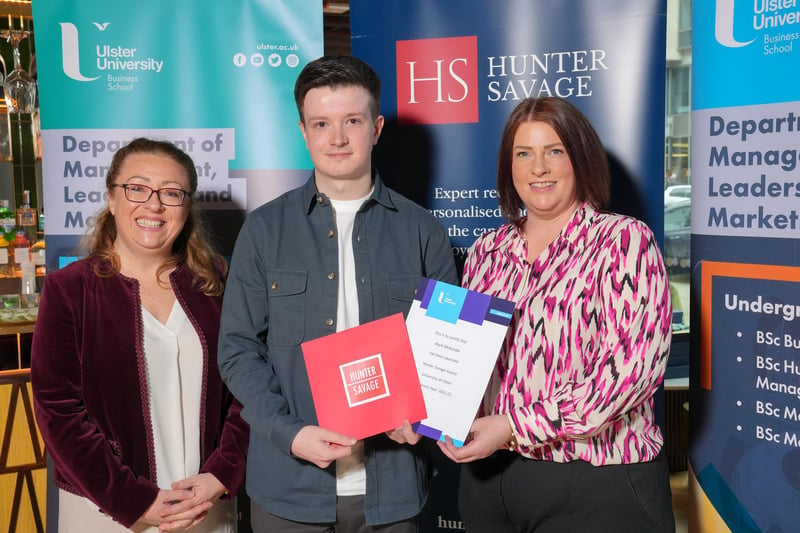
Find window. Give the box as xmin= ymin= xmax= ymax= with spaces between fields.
xmin=666 ymin=0 xmax=691 ymax=333
xmin=668 ymin=66 xmax=691 ymax=115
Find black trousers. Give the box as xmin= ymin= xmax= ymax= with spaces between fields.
xmin=458 ymin=450 xmax=675 ymax=533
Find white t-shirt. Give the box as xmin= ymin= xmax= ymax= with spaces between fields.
xmin=331 ymin=192 xmax=371 ymax=496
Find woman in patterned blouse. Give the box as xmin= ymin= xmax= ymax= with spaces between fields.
xmin=438 ymin=97 xmax=675 ymax=532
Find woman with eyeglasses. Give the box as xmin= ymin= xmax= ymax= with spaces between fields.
xmin=31 ymin=138 xmax=249 ymax=532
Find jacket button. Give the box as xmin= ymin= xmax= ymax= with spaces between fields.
xmin=317 ymin=196 xmax=324 ymax=204
xmin=328 ymin=230 xmax=335 ymax=238
xmin=325 ymin=318 xmax=334 ymax=326
xmin=271 ymin=282 xmax=278 ymax=290
xmin=327 ymin=272 xmax=336 ymax=280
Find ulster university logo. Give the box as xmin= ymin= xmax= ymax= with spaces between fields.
xmin=715 ymin=0 xmax=755 ymax=48
xmin=60 ymin=22 xmax=102 ymax=81
xmin=395 ymin=36 xmax=478 ymax=125
xmin=713 ymin=0 xmax=797 ymax=55
xmin=59 ymin=21 xmax=163 ymax=86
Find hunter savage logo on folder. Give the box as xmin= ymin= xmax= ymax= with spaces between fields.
xmin=302 ymin=313 xmax=427 ymax=440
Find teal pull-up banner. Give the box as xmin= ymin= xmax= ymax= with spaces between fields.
xmin=32 ymin=0 xmax=323 ymax=266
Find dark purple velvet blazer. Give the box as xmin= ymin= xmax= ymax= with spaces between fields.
xmin=30 ymin=257 xmax=249 ymax=528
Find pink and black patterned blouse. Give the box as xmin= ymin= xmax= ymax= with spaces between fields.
xmin=463 ymin=202 xmax=672 ymax=465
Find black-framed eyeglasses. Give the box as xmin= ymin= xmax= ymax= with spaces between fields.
xmin=112 ymin=184 xmax=190 ymax=206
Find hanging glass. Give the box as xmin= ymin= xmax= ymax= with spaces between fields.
xmin=1 ymin=17 xmax=36 ymax=169
xmin=3 ymin=20 xmax=36 ymax=114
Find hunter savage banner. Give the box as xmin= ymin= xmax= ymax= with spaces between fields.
xmin=690 ymin=1 xmax=800 ymax=531
xmin=32 ymin=0 xmax=323 ymax=269
xmin=349 ymin=1 xmax=667 ymax=530
xmin=350 ymin=0 xmax=667 ymax=274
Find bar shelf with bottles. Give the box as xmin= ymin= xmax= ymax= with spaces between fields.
xmin=0 ymin=7 xmax=41 ymax=359
xmin=0 ymin=187 xmax=41 ymax=355
xmin=0 ymin=10 xmax=47 ymax=533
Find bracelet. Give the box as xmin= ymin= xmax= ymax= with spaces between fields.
xmin=505 ymin=417 xmax=518 ymax=450
xmin=506 ymin=433 xmax=518 ymax=450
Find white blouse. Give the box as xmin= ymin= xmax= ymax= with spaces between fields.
xmin=143 ymin=300 xmax=202 ymax=486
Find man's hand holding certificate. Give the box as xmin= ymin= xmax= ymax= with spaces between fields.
xmin=406 ymin=278 xmax=514 ymax=446
xmin=301 ymin=278 xmax=512 ymax=446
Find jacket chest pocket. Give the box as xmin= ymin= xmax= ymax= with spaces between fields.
xmin=386 ymin=275 xmax=421 ymax=318
xmin=267 ymin=269 xmax=308 ymax=346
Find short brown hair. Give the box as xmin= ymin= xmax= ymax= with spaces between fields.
xmin=294 ymin=55 xmax=381 ymax=123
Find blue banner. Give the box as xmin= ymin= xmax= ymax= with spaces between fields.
xmin=691 ymin=1 xmax=800 ymax=531
xmin=351 ymin=0 xmax=667 ymax=272
xmin=350 ymin=1 xmax=667 ymax=530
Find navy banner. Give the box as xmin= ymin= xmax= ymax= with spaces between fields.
xmin=351 ymin=0 xmax=667 ymax=272
xmin=350 ymin=1 xmax=667 ymax=530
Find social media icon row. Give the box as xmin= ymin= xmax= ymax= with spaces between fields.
xmin=233 ymin=53 xmax=300 ymax=68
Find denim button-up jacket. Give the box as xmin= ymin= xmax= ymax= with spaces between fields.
xmin=218 ymin=173 xmax=457 ymax=525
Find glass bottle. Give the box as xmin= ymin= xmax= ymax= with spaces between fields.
xmin=12 ymin=229 xmax=29 ymax=270
xmin=16 ymin=189 xmax=37 ymax=245
xmin=0 ymin=199 xmax=15 ymax=243
xmin=37 ymin=209 xmax=44 ymax=241
xmin=20 ymin=261 xmax=36 ymax=308
xmin=34 ymin=209 xmax=45 ymax=274
xmin=0 ymin=238 xmax=8 ymax=276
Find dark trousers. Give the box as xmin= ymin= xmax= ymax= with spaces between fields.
xmin=458 ymin=450 xmax=675 ymax=533
xmin=251 ymin=495 xmax=418 ymax=533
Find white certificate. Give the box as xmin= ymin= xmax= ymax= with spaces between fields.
xmin=406 ymin=277 xmax=514 ymax=446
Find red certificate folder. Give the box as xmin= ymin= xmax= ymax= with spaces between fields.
xmin=302 ymin=313 xmax=427 ymax=440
